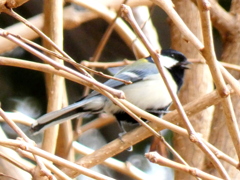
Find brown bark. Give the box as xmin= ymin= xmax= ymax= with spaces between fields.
xmin=170 ymin=1 xmax=214 ymax=179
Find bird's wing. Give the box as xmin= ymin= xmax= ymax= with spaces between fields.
xmin=87 ymin=61 xmax=159 ymax=98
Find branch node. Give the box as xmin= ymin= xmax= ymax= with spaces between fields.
xmin=5 ymin=0 xmax=29 ymax=9
xmin=202 ymin=0 xmax=211 ymax=11
xmin=189 ymin=168 xmax=199 ymax=177
xmin=0 ymin=29 xmax=9 ymax=36
xmin=219 ymin=88 xmax=230 ymax=98
xmin=236 ymin=162 xmax=240 ymax=170
xmin=189 ymin=134 xmax=198 ymax=143
xmin=145 ymin=151 xmax=159 ymax=163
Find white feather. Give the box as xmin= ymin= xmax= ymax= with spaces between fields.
xmin=160 ymin=55 xmax=179 ymax=68
xmin=121 ymin=71 xmax=140 ymax=78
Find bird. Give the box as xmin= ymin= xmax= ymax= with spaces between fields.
xmin=31 ymin=49 xmax=190 ymax=135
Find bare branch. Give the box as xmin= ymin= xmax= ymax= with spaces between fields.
xmin=146 ymin=152 xmax=223 ymax=180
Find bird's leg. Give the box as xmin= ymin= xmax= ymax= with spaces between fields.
xmin=118 ymin=121 xmax=133 ymax=151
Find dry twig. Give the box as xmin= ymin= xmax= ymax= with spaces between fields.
xmin=146 ymin=152 xmax=223 ymax=180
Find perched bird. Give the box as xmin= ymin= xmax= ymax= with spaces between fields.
xmin=31 ymin=49 xmax=190 ymax=134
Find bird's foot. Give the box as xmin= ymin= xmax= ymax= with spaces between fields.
xmin=118 ymin=132 xmax=133 ymax=151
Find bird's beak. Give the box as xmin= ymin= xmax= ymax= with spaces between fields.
xmin=180 ymin=60 xmax=191 ymax=69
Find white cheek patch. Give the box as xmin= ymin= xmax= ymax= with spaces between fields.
xmin=160 ymin=55 xmax=178 ymax=68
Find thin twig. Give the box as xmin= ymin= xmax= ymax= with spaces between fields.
xmin=81 ymin=60 xmax=133 ymax=68
xmin=221 ymin=61 xmax=240 ymax=72
xmin=0 ymin=112 xmax=34 ymax=126
xmin=189 ymin=58 xmax=240 ymax=73
xmin=146 ymin=152 xmax=223 ymax=180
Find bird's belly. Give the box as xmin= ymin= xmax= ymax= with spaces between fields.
xmin=104 ymin=73 xmax=177 ymax=114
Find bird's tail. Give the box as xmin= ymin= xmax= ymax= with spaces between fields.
xmin=31 ymin=98 xmax=93 ymax=134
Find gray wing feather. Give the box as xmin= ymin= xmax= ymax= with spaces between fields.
xmin=88 ymin=61 xmax=159 ymax=97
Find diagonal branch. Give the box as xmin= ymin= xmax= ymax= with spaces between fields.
xmin=146 ymin=152 xmax=223 ymax=180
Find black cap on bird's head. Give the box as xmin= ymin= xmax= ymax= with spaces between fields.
xmin=160 ymin=49 xmax=190 ymax=69
xmin=145 ymin=49 xmax=190 ymax=69
xmin=161 ymin=49 xmax=186 ymax=61
xmin=160 ymin=49 xmax=190 ymax=90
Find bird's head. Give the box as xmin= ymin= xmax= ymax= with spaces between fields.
xmin=160 ymin=49 xmax=190 ymax=69
xmin=145 ymin=49 xmax=190 ymax=69
xmin=159 ymin=49 xmax=191 ymax=90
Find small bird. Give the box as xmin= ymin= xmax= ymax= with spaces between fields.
xmin=31 ymin=49 xmax=190 ymax=134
